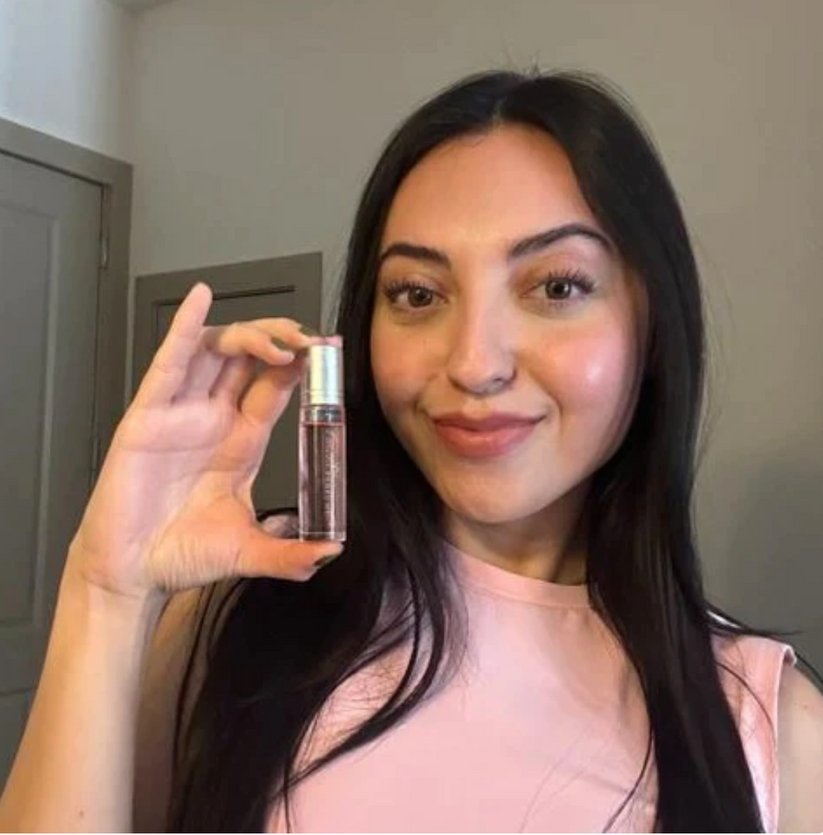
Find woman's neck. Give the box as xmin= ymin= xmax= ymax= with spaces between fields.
xmin=443 ymin=502 xmax=589 ymax=586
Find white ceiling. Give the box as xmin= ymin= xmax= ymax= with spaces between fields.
xmin=106 ymin=0 xmax=175 ymax=12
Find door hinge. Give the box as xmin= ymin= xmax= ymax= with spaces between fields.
xmin=100 ymin=235 xmax=109 ymax=269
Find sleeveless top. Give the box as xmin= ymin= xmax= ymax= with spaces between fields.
xmin=267 ymin=539 xmax=795 ymax=832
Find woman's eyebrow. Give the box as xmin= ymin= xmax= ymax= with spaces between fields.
xmin=377 ymin=222 xmax=613 ymax=270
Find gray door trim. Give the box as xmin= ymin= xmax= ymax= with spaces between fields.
xmin=0 ymin=116 xmax=132 ymax=479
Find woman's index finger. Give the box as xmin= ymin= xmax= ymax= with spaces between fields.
xmin=133 ymin=282 xmax=214 ymax=408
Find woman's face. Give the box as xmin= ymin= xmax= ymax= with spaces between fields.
xmin=370 ymin=123 xmax=648 ymax=540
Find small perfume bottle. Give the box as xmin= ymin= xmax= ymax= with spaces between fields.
xmin=298 ymin=339 xmax=346 ymax=542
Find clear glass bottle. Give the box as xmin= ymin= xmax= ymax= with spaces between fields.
xmin=298 ymin=339 xmax=346 ymax=541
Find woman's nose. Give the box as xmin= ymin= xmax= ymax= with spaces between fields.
xmin=445 ymin=304 xmax=516 ymax=397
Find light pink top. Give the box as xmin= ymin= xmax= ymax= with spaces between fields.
xmin=268 ymin=539 xmax=795 ymax=832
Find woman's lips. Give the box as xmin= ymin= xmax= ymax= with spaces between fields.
xmin=432 ymin=419 xmax=540 ymax=458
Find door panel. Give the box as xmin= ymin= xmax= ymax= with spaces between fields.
xmin=0 ymin=152 xmax=101 ymax=786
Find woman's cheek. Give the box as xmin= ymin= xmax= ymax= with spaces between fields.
xmin=540 ymin=328 xmax=637 ymax=410
xmin=371 ymin=331 xmax=420 ymax=414
xmin=371 ymin=348 xmax=427 ymax=465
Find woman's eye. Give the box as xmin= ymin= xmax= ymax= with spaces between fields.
xmin=382 ymin=280 xmax=437 ymax=309
xmin=381 ymin=272 xmax=595 ymax=313
xmin=406 ymin=286 xmax=434 ymax=307
xmin=545 ymin=278 xmax=582 ymax=301
xmin=536 ymin=272 xmax=596 ymax=308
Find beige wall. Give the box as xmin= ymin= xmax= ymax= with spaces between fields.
xmin=0 ymin=0 xmax=135 ymax=160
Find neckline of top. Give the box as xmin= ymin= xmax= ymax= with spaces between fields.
xmin=439 ymin=536 xmax=592 ymax=609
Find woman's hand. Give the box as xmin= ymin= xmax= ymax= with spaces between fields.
xmin=67 ymin=281 xmax=343 ymax=601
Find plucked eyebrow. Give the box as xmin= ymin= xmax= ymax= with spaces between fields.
xmin=377 ymin=222 xmax=614 ymax=270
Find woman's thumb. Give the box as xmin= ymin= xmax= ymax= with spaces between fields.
xmin=238 ymin=515 xmax=343 ymax=580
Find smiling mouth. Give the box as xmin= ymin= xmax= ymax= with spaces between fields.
xmin=431 ymin=419 xmax=540 ymax=459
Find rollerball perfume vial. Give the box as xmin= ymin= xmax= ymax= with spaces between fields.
xmin=298 ymin=338 xmax=346 ymax=542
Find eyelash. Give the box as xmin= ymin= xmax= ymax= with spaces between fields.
xmin=381 ymin=269 xmax=597 ymax=313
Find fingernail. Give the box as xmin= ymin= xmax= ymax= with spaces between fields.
xmin=313 ymin=554 xmax=338 ymax=569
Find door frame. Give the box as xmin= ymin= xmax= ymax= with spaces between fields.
xmin=0 ymin=116 xmax=132 ymax=478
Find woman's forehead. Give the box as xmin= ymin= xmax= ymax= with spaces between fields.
xmin=381 ymin=124 xmax=604 ymax=249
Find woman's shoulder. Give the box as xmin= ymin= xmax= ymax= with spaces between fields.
xmin=711 ymin=630 xmax=795 ymax=684
xmin=775 ymin=660 xmax=823 ymax=830
xmin=709 ymin=629 xmax=795 ymax=736
xmin=715 ymin=630 xmax=823 ymax=831
xmin=708 ymin=626 xmax=823 ymax=830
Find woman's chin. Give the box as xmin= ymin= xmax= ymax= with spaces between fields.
xmin=439 ymin=491 xmax=534 ymax=526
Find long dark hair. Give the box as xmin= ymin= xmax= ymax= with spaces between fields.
xmin=168 ymin=67 xmax=793 ymax=831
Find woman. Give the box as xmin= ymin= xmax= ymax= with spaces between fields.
xmin=1 ymin=68 xmax=821 ymax=833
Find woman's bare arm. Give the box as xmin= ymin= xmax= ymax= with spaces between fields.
xmin=0 ymin=555 xmax=165 ymax=831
